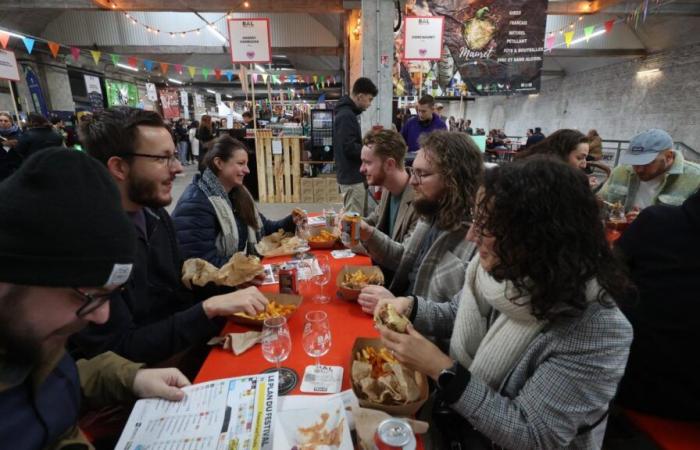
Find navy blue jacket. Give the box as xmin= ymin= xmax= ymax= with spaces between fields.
xmin=71 ymin=208 xmax=224 ymax=364
xmin=0 ymin=353 xmax=80 ymax=449
xmin=172 ymin=180 xmax=295 ymax=266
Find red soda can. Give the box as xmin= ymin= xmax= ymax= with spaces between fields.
xmin=278 ymin=264 xmax=298 ymax=294
xmin=374 ymin=418 xmax=416 ymax=450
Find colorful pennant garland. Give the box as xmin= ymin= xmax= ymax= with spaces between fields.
xmin=160 ymin=62 xmax=169 ymax=74
xmin=48 ymin=41 xmax=60 ymax=58
xmin=111 ymin=54 xmax=120 ymax=65
xmin=188 ymin=66 xmax=197 ymax=78
xmin=71 ymin=47 xmax=80 ymax=62
xmin=90 ymin=50 xmax=101 ymax=65
xmin=0 ymin=31 xmax=9 ymax=49
xmin=22 ymin=37 xmax=35 ymax=54
xmin=175 ymin=63 xmax=183 ymax=75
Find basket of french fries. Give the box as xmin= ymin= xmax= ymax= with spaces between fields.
xmin=350 ymin=338 xmax=429 ymax=416
xmin=336 ymin=266 xmax=384 ymax=301
xmin=229 ymin=293 xmax=302 ymax=328
xmin=307 ymin=226 xmax=340 ymax=249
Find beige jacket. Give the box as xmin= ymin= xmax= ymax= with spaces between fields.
xmin=364 ymin=183 xmax=419 ymax=244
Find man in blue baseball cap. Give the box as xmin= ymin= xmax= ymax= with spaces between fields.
xmin=600 ymin=129 xmax=700 ymax=222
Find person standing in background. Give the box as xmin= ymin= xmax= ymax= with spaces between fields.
xmin=333 ymin=77 xmax=378 ymax=216
xmin=174 ymin=119 xmax=190 ymax=165
xmin=401 ymin=95 xmax=447 ymax=157
xmin=196 ymin=115 xmax=215 ymax=172
xmin=188 ymin=120 xmax=200 ymax=165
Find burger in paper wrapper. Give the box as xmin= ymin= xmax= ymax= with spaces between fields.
xmin=181 ymin=252 xmax=264 ymax=288
xmin=254 ymin=229 xmax=304 ymax=257
xmin=374 ymin=303 xmax=410 ymax=333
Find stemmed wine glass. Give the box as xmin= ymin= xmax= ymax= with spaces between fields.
xmin=261 ymin=316 xmax=296 ymax=394
xmin=302 ymin=310 xmax=332 ymax=372
xmin=312 ymin=255 xmax=332 ymax=304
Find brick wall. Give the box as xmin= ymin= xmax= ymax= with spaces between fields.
xmin=465 ymin=42 xmax=700 ymax=150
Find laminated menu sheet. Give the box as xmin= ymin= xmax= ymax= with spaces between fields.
xmin=115 ymin=373 xmax=278 ymax=450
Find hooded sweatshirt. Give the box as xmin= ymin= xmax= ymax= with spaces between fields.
xmin=333 ymin=95 xmax=364 ymax=185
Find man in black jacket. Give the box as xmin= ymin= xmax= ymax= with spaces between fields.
xmin=615 ymin=190 xmax=700 ymax=420
xmin=333 ymin=77 xmax=377 ymax=215
xmin=71 ymin=107 xmax=268 ymax=370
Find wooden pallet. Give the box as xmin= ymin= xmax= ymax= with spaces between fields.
xmin=254 ymin=130 xmax=302 ymax=203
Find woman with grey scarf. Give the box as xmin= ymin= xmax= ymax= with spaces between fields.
xmin=172 ymin=135 xmax=304 ymax=267
xmin=376 ymin=158 xmax=634 ymax=449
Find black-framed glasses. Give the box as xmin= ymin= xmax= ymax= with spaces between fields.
xmin=126 ymin=153 xmax=180 ymax=167
xmin=72 ymin=286 xmax=124 ymax=318
xmin=406 ymin=166 xmax=434 ymax=185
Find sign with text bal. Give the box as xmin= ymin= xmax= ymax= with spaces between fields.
xmin=0 ymin=49 xmax=20 ymax=81
xmin=228 ymin=18 xmax=272 ymax=64
xmin=403 ymin=16 xmax=445 ymax=61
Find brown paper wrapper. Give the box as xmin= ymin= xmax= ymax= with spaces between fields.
xmin=207 ymin=331 xmax=261 ymax=355
xmin=181 ymin=252 xmax=264 ymax=288
xmin=254 ymin=229 xmax=304 ymax=257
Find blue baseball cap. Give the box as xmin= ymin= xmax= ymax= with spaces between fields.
xmin=620 ymin=129 xmax=674 ymax=166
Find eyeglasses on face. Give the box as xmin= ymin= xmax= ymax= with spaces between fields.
xmin=71 ymin=286 xmax=125 ymax=318
xmin=126 ymin=153 xmax=180 ymax=168
xmin=406 ymin=166 xmax=434 ymax=184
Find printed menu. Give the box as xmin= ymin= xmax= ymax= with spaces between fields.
xmin=115 ymin=373 xmax=278 ymax=450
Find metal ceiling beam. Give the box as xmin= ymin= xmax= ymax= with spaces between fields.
xmin=96 ymin=45 xmax=343 ymax=56
xmin=0 ymin=0 xmax=346 ymax=13
xmin=604 ymin=2 xmax=700 ymax=16
xmin=548 ymin=48 xmax=647 ymax=57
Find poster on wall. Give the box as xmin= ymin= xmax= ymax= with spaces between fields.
xmin=105 ymin=80 xmax=139 ymax=107
xmin=24 ymin=66 xmax=49 ymax=117
xmin=0 ymin=49 xmax=20 ymax=81
xmin=394 ymin=0 xmax=547 ymax=96
xmin=180 ymin=90 xmax=190 ymax=120
xmin=228 ymin=18 xmax=272 ymax=63
xmin=145 ymin=82 xmax=158 ymax=102
xmin=84 ymin=75 xmax=104 ymax=113
xmin=194 ymin=93 xmax=206 ymax=119
xmin=403 ymin=16 xmax=444 ymax=60
xmin=159 ymin=88 xmax=181 ymax=119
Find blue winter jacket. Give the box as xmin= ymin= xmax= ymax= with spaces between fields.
xmin=172 ymin=177 xmax=295 ymax=266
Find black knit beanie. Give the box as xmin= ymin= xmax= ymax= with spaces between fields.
xmin=0 ymin=148 xmax=136 ymax=288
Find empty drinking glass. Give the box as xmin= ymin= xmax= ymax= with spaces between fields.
xmin=302 ymin=310 xmax=332 ymax=370
xmin=312 ymin=255 xmax=332 ymax=304
xmin=261 ymin=316 xmax=296 ymax=393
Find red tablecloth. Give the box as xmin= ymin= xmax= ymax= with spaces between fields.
xmin=195 ymin=248 xmax=379 ymax=392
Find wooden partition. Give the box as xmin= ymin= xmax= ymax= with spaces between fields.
xmin=254 ymin=130 xmax=302 ymax=203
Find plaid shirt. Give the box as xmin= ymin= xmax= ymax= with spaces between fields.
xmin=414 ymin=293 xmax=633 ymax=449
xmin=364 ymin=218 xmax=475 ymax=302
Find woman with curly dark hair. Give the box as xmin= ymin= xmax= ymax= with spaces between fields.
xmin=356 ymin=131 xmax=483 ymax=314
xmin=377 ymin=157 xmax=634 ymax=449
xmin=517 ymin=128 xmax=590 ymax=170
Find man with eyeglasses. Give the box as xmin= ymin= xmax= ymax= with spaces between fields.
xmin=356 ymin=131 xmax=483 ymax=318
xmin=0 ymin=148 xmax=191 ymax=449
xmin=71 ymin=107 xmax=268 ymax=371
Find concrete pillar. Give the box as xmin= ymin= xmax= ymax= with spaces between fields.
xmin=360 ymin=0 xmax=394 ymax=133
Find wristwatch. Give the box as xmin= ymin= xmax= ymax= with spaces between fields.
xmin=437 ymin=360 xmax=459 ymax=391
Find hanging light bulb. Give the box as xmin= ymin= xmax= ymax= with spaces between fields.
xmin=244 ymin=1 xmax=250 ymax=8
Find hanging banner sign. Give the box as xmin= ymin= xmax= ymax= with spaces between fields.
xmin=105 ymin=80 xmax=139 ymax=107
xmin=159 ymin=88 xmax=181 ymax=119
xmin=84 ymin=74 xmax=104 ymax=112
xmin=180 ymin=90 xmax=190 ymax=120
xmin=145 ymin=82 xmax=158 ymax=102
xmin=227 ymin=18 xmax=272 ymax=63
xmin=24 ymin=66 xmax=49 ymax=116
xmin=215 ymin=93 xmax=222 ymax=105
xmin=403 ymin=16 xmax=445 ymax=60
xmin=0 ymin=49 xmax=20 ymax=81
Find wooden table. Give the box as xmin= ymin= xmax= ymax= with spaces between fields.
xmin=195 ymin=248 xmax=379 ymax=392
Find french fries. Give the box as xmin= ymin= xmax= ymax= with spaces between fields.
xmin=234 ymin=300 xmax=297 ymax=320
xmin=341 ymin=270 xmax=383 ymax=290
xmin=355 ymin=346 xmax=397 ymax=379
xmin=309 ymin=229 xmax=337 ymax=243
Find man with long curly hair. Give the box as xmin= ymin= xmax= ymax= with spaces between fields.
xmin=355 ymin=131 xmax=483 ymax=315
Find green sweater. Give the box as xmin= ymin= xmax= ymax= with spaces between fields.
xmin=599 ymin=151 xmax=700 ymax=211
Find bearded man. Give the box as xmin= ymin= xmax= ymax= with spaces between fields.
xmin=356 ymin=131 xmax=483 ymax=314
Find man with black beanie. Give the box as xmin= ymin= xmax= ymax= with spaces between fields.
xmin=71 ymin=106 xmax=268 ymax=369
xmin=0 ymin=148 xmax=191 ymax=449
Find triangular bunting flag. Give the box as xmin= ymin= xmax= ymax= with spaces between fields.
xmin=160 ymin=62 xmax=169 ymax=75
xmin=90 ymin=50 xmax=101 ymax=65
xmin=280 ymin=75 xmax=287 ymax=83
xmin=128 ymin=56 xmax=138 ymax=68
xmin=188 ymin=66 xmax=196 ymax=78
xmin=0 ymin=32 xmax=9 ymax=49
xmin=143 ymin=60 xmax=154 ymax=71
xmin=22 ymin=37 xmax=35 ymax=55
xmin=251 ymin=73 xmax=258 ymax=84
xmin=111 ymin=54 xmax=120 ymax=65
xmin=175 ymin=63 xmax=183 ymax=74
xmin=564 ymin=31 xmax=574 ymax=48
xmin=48 ymin=42 xmax=60 ymax=58
xmin=320 ymin=76 xmax=326 ymax=85
xmin=605 ymin=19 xmax=615 ymax=33
xmin=312 ymin=75 xmax=318 ymax=84
xmin=545 ymin=34 xmax=555 ymax=51
xmin=214 ymin=68 xmax=222 ymax=80
xmin=202 ymin=68 xmax=210 ymax=80
xmin=261 ymin=73 xmax=268 ymax=83
xmin=70 ymin=47 xmax=80 ymax=62
xmin=225 ymin=70 xmax=233 ymax=82
xmin=305 ymin=75 xmax=311 ymax=84
xmin=584 ymin=26 xmax=595 ymax=41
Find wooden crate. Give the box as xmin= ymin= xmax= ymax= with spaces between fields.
xmin=254 ymin=130 xmax=303 ymax=203
xmin=300 ymin=178 xmax=315 ymax=203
